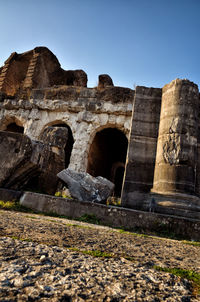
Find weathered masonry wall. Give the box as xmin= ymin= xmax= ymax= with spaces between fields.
xmin=122 ymin=79 xmax=200 ymax=220
xmin=0 ymin=47 xmax=200 ymax=222
xmin=0 ymin=47 xmax=87 ymax=97
xmin=122 ymin=86 xmax=162 ymax=208
xmin=0 ymin=86 xmax=133 ymax=172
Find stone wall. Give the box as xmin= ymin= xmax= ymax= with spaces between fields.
xmin=19 ymin=191 xmax=200 ymax=241
xmin=0 ymin=85 xmax=133 ymax=173
xmin=122 ymin=86 xmax=162 ymax=208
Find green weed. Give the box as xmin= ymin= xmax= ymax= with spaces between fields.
xmin=25 ymin=215 xmax=38 ymax=219
xmin=66 ymin=223 xmax=91 ymax=229
xmin=55 ymin=191 xmax=72 ymax=199
xmin=118 ymin=228 xmax=149 ymax=238
xmin=69 ymin=247 xmax=113 ymax=258
xmin=10 ymin=236 xmax=32 ymax=242
xmin=0 ymin=200 xmax=30 ymax=212
xmin=106 ymin=196 xmax=121 ymax=206
xmin=0 ymin=200 xmax=15 ymax=209
xmin=55 ymin=191 xmax=62 ymax=197
xmin=77 ymin=213 xmax=101 ymax=225
xmin=182 ymin=240 xmax=200 ymax=247
xmin=154 ymin=266 xmax=200 ymax=295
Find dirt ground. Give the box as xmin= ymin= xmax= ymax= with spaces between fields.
xmin=0 ymin=209 xmax=199 ymax=301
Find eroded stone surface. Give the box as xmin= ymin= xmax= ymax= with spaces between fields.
xmin=152 ymin=79 xmax=199 ymax=195
xmin=0 ymin=47 xmax=87 ymax=96
xmin=0 ymin=85 xmax=132 ymax=173
xmin=122 ymin=79 xmax=200 ymax=218
xmin=57 ymin=168 xmax=114 ymax=202
xmin=98 ymin=74 xmax=114 ymax=88
xmin=0 ymin=210 xmax=199 ymax=301
xmin=0 ymin=130 xmax=66 ymax=194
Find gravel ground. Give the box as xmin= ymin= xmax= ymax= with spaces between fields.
xmin=0 ymin=209 xmax=199 ymax=301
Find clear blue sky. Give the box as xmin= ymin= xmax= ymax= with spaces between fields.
xmin=0 ymin=0 xmax=199 ymax=89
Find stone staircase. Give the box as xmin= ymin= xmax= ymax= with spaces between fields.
xmin=23 ymin=52 xmax=40 ymax=88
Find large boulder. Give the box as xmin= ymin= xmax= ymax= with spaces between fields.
xmin=0 ymin=130 xmax=67 ymax=194
xmin=39 ymin=126 xmax=69 ymax=159
xmin=57 ymin=168 xmax=114 ymax=203
xmin=0 ymin=131 xmax=33 ymax=187
xmin=37 ymin=126 xmax=68 ymax=194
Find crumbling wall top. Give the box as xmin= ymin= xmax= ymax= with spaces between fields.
xmin=98 ymin=74 xmax=114 ymax=89
xmin=0 ymin=47 xmax=88 ymax=97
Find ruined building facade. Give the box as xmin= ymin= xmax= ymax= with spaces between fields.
xmin=0 ymin=47 xmax=200 ymax=219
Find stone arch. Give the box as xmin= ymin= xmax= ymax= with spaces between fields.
xmin=40 ymin=120 xmax=74 ymax=168
xmin=87 ymin=127 xmax=128 ymax=197
xmin=40 ymin=119 xmax=74 ymax=134
xmin=0 ymin=116 xmax=24 ymax=133
xmin=85 ymin=124 xmax=128 ymax=161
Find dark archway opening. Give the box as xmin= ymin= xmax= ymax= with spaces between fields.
xmin=114 ymin=166 xmax=125 ymax=197
xmin=87 ymin=128 xmax=128 ymax=197
xmin=6 ymin=123 xmax=24 ymax=133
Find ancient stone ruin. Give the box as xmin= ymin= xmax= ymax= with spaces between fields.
xmin=0 ymin=46 xmax=200 ymax=220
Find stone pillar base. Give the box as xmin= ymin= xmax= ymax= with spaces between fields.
xmin=149 ymin=190 xmax=200 ymax=220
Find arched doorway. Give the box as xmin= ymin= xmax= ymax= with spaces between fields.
xmin=40 ymin=123 xmax=74 ymax=168
xmin=5 ymin=122 xmax=24 ymax=133
xmin=87 ymin=128 xmax=128 ymax=197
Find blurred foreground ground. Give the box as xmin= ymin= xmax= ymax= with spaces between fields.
xmin=0 ymin=210 xmax=199 ymax=301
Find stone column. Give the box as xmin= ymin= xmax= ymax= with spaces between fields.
xmin=121 ymin=86 xmax=162 ymax=208
xmin=152 ymin=79 xmax=199 ymax=195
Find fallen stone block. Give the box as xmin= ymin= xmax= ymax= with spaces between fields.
xmin=0 ymin=130 xmax=67 ymax=194
xmin=57 ymin=168 xmax=114 ymax=203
